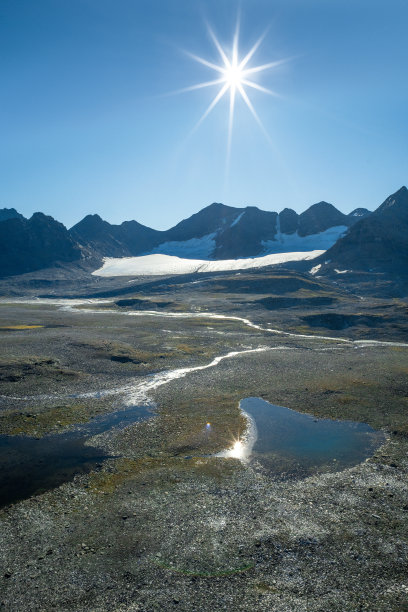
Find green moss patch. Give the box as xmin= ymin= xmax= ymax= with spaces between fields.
xmin=0 ymin=356 xmax=80 ymax=383
xmin=0 ymin=401 xmax=105 ymax=436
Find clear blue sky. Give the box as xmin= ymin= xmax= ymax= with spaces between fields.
xmin=1 ymin=0 xmax=407 ymax=229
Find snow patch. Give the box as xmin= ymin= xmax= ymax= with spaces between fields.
xmin=148 ymin=233 xmax=216 ymax=259
xmin=230 ymin=211 xmax=245 ymax=228
xmin=262 ymin=225 xmax=348 ymax=254
xmin=310 ymin=263 xmax=322 ymax=275
xmin=92 ymin=250 xmax=324 ymax=277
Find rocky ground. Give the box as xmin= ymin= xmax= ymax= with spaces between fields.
xmin=0 ymin=268 xmax=407 ymax=611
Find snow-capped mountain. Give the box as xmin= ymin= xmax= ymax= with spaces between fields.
xmin=0 ymin=195 xmax=377 ymax=278
xmin=136 ymin=201 xmax=364 ymax=261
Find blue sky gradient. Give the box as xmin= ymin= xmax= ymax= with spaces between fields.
xmin=1 ymin=0 xmax=407 ymax=229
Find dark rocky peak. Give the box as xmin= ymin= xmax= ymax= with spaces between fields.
xmin=165 ymin=202 xmax=244 ymax=241
xmin=121 ymin=219 xmax=154 ymax=231
xmin=70 ymin=214 xmax=161 ymax=257
xmin=316 ymin=186 xmax=408 ymax=273
xmin=213 ymin=207 xmax=278 ymax=259
xmin=348 ymin=208 xmax=371 ymax=218
xmin=27 ymin=213 xmax=79 ymax=247
xmin=0 ymin=207 xmax=24 ymax=222
xmin=70 ymin=214 xmax=127 ymax=256
xmin=30 ymin=212 xmax=64 ymax=227
xmin=279 ymin=208 xmax=299 ymax=234
xmin=236 ymin=206 xmax=277 ymax=227
xmin=0 ymin=212 xmax=81 ymax=277
xmin=376 ymin=186 xmax=408 ymax=216
xmin=298 ymin=201 xmax=348 ymax=236
xmin=70 ymin=214 xmax=111 ymax=237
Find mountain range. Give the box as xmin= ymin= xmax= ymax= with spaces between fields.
xmin=70 ymin=201 xmax=368 ymax=261
xmin=0 ymin=187 xmax=406 ymax=280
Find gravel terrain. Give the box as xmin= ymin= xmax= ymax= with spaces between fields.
xmin=0 ymin=269 xmax=407 ymax=611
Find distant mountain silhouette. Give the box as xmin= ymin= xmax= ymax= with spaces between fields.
xmin=0 ymin=213 xmax=81 ymax=277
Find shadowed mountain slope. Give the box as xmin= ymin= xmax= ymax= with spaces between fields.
xmin=70 ymin=214 xmax=163 ymax=257
xmin=0 ymin=213 xmax=81 ymax=277
xmin=318 ymin=186 xmax=408 ymax=272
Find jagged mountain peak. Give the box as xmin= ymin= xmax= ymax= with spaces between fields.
xmin=348 ymin=208 xmax=371 ymax=218
xmin=0 ymin=207 xmax=24 ymax=222
xmin=376 ymin=186 xmax=408 ymax=214
xmin=316 ymin=186 xmax=408 ymax=273
xmin=71 ymin=213 xmax=106 ymax=229
xmin=298 ymin=201 xmax=348 ymax=237
xmin=0 ymin=211 xmax=81 ymax=277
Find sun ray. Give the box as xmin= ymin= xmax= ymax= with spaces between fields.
xmin=184 ymin=51 xmax=225 ymax=74
xmin=190 ymin=82 xmax=230 ymax=135
xmin=239 ymin=29 xmax=268 ymax=70
xmin=207 ymin=25 xmax=230 ymax=68
xmin=166 ymin=78 xmax=226 ymax=97
xmin=241 ymin=79 xmax=281 ymax=97
xmin=237 ymin=83 xmax=272 ymax=143
xmin=242 ymin=58 xmax=288 ymax=75
xmin=232 ymin=17 xmax=239 ymax=68
xmin=226 ymin=83 xmax=236 ymax=174
xmin=177 ymin=20 xmax=287 ymax=159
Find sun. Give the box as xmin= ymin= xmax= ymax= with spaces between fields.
xmin=224 ymin=62 xmax=244 ymax=89
xmin=176 ymin=19 xmax=287 ymax=163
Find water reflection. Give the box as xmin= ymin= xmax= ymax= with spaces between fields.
xmin=0 ymin=405 xmax=152 ymax=508
xmin=230 ymin=397 xmax=385 ymax=478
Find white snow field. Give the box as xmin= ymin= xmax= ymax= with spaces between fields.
xmin=261 ymin=225 xmax=347 ymax=254
xmin=144 ymin=225 xmax=347 ymax=260
xmin=92 ymin=250 xmax=324 ymax=277
xmin=148 ymin=233 xmax=216 ymax=259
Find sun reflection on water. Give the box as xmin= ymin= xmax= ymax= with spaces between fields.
xmin=226 ymin=439 xmax=245 ymax=459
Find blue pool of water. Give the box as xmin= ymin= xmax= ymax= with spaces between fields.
xmin=0 ymin=404 xmax=152 ymax=508
xmin=241 ymin=397 xmax=385 ymax=478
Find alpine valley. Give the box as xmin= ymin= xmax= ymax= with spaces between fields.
xmin=1 ymin=186 xmax=408 ymax=612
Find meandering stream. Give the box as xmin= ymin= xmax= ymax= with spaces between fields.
xmin=0 ymin=298 xmax=400 ymax=506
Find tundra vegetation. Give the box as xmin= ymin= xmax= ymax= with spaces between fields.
xmin=0 ymin=268 xmax=407 ymax=611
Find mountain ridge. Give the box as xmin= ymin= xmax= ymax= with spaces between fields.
xmin=69 ymin=199 xmax=368 ymax=261
xmin=6 ymin=189 xmax=408 ymax=279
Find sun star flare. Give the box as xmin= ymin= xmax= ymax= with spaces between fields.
xmin=181 ymin=21 xmax=286 ymax=163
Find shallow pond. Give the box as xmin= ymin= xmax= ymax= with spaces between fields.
xmin=0 ymin=405 xmax=152 ymax=508
xmin=240 ymin=397 xmax=386 ymax=478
